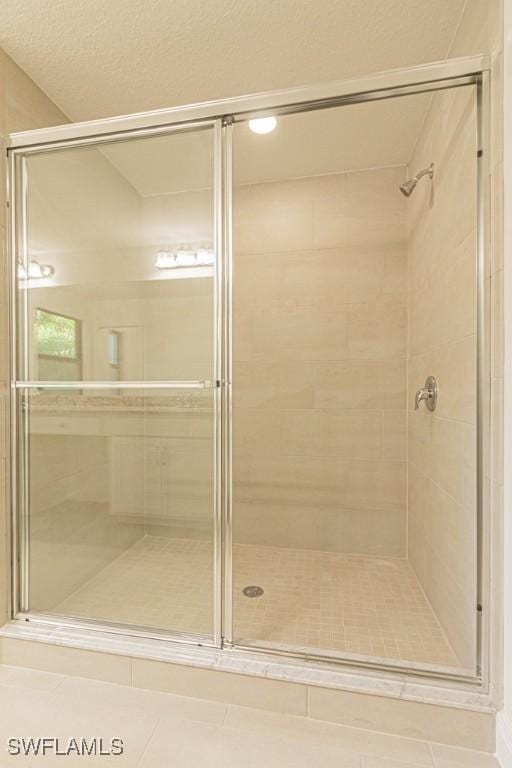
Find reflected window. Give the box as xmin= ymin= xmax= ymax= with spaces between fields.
xmin=35 ymin=308 xmax=82 ymax=381
xmin=107 ymin=330 xmax=121 ymax=382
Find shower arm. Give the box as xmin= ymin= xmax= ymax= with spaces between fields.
xmin=414 ymin=165 xmax=434 ymax=183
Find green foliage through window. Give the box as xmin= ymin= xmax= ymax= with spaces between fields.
xmin=35 ymin=309 xmax=79 ymax=359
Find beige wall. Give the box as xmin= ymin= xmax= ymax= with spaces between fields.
xmin=232 ymin=166 xmax=408 ymax=556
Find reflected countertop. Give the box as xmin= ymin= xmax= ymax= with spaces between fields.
xmin=24 ymin=393 xmax=213 ymax=416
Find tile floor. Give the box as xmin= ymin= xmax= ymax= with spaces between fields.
xmin=0 ymin=664 xmax=499 ymax=767
xmin=55 ymin=536 xmax=460 ymax=670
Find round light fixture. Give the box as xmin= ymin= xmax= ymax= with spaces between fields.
xmin=248 ymin=116 xmax=277 ymax=135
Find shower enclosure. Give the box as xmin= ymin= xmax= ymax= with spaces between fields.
xmin=6 ymin=55 xmax=490 ymax=684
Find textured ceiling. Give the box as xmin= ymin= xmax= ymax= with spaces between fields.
xmin=0 ymin=0 xmax=465 ymax=123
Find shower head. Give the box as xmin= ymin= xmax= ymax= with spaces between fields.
xmin=399 ymin=178 xmax=418 ymax=197
xmin=399 ymin=163 xmax=434 ymax=197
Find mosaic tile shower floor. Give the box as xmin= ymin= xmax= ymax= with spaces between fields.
xmin=55 ymin=536 xmax=459 ymax=669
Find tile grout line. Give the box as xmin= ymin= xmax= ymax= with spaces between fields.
xmin=134 ymin=712 xmax=164 ymax=768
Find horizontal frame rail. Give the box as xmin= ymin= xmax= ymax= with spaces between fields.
xmin=14 ymin=380 xmax=219 ymax=389
xmin=7 ymin=55 xmax=489 ymax=151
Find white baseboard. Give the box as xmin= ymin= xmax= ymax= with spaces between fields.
xmin=497 ymin=711 xmax=512 ymax=767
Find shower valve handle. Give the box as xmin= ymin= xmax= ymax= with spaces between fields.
xmin=414 ymin=376 xmax=438 ymax=412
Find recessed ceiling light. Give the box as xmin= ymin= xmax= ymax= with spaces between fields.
xmin=248 ymin=116 xmax=277 ymax=135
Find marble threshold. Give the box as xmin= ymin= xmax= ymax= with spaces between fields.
xmin=0 ymin=620 xmax=494 ymax=715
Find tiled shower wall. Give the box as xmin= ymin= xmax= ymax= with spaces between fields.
xmin=233 ymin=167 xmax=409 ymax=556
xmin=405 ymin=0 xmax=504 ymax=678
xmin=406 ymin=85 xmax=478 ymax=669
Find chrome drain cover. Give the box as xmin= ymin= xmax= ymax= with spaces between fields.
xmin=242 ymin=585 xmax=264 ymax=598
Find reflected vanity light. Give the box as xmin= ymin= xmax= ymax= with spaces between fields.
xmin=18 ymin=259 xmax=55 ymax=280
xmin=155 ymin=247 xmax=215 ymax=270
xmin=248 ymin=116 xmax=277 ymax=134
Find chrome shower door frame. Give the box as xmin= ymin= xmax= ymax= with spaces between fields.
xmin=7 ymin=118 xmax=226 ymax=650
xmin=6 ymin=54 xmax=491 ymax=689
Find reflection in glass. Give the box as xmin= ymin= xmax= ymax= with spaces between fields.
xmin=19 ymin=127 xmax=215 ymax=383
xmin=35 ymin=308 xmax=82 ymax=381
xmin=16 ymin=125 xmax=218 ymax=640
xmin=22 ymin=387 xmax=215 ymax=635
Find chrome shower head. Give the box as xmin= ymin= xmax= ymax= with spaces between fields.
xmin=399 ymin=163 xmax=434 ymax=197
xmin=399 ymin=178 xmax=418 ymax=197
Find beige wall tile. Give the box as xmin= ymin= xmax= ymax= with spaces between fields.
xmin=382 ymin=411 xmax=407 ymax=461
xmin=383 ymin=249 xmax=407 ymax=296
xmin=233 ymin=167 xmax=407 ymax=560
xmin=250 ymin=302 xmax=349 ymax=361
xmin=241 ymin=453 xmax=348 ymax=508
xmin=408 ymin=337 xmax=476 ymax=424
xmin=307 ymin=686 xmax=494 ymax=751
xmin=132 ymin=659 xmax=307 ymax=714
xmin=233 ymin=407 xmax=283 ymax=457
xmin=313 ymin=168 xmax=405 ymax=249
xmin=0 ymin=638 xmax=131 ymax=684
xmin=233 ymin=501 xmax=406 ymax=556
xmin=234 ymin=361 xmax=314 ymax=409
xmin=430 ymin=743 xmax=500 ymax=767
xmin=281 ymin=247 xmax=384 ymax=308
xmin=282 ymin=409 xmax=382 ymax=460
xmin=250 ymin=173 xmax=347 ymax=206
xmin=234 ymin=200 xmax=314 ymax=254
xmin=346 ymin=460 xmax=406 ymax=512
xmin=347 ymin=298 xmax=406 ymax=361
xmin=314 ymin=361 xmax=405 ymax=410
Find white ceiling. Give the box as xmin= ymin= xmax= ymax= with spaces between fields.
xmin=0 ymin=0 xmax=465 ymax=123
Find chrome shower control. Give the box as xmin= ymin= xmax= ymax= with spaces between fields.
xmin=414 ymin=376 xmax=438 ymax=412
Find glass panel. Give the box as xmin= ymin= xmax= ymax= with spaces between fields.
xmin=231 ymin=86 xmax=478 ymax=674
xmin=21 ymin=386 xmax=215 ymax=636
xmin=15 ymin=123 xmax=219 ymax=641
xmin=18 ymin=127 xmax=215 ymax=383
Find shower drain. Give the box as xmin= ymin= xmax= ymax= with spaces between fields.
xmin=242 ymin=585 xmax=264 ymax=598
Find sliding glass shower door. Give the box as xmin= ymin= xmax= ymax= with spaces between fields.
xmin=13 ymin=122 xmax=222 ymax=641
xmin=9 ymin=58 xmax=487 ymax=682
xmin=230 ymin=84 xmax=480 ymax=675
